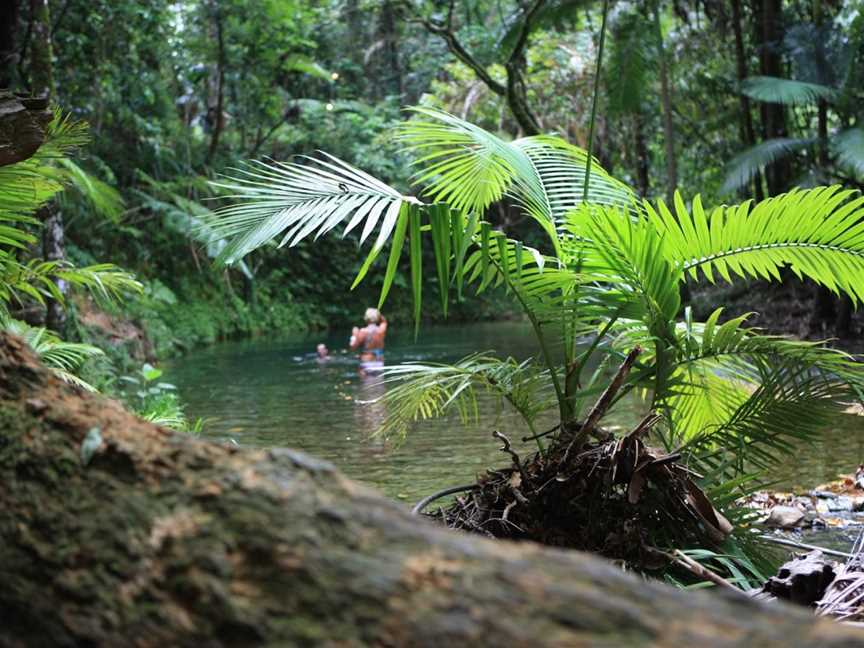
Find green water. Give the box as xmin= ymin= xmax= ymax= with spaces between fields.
xmin=166 ymin=321 xmax=864 ymax=505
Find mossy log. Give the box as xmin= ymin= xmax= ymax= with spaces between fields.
xmin=0 ymin=331 xmax=862 ymax=647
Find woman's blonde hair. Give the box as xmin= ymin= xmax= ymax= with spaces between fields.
xmin=364 ymin=307 xmax=382 ymax=324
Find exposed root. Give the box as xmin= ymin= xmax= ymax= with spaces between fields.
xmin=426 ymin=416 xmax=731 ymax=569
xmin=421 ymin=349 xmax=733 ymax=570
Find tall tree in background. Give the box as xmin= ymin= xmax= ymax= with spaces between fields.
xmin=29 ymin=0 xmax=66 ymax=332
xmin=0 ymin=0 xmax=19 ymax=88
xmin=653 ymin=0 xmax=677 ymax=205
xmin=373 ymin=0 xmax=404 ymax=97
xmin=731 ymin=0 xmax=764 ymax=200
xmin=606 ymin=7 xmax=652 ymax=197
xmin=409 ymin=0 xmax=549 ymax=135
xmin=206 ymin=0 xmax=226 ymax=164
xmin=754 ymin=0 xmax=790 ymax=195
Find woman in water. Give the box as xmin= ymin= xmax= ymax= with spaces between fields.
xmin=350 ymin=307 xmax=387 ymax=373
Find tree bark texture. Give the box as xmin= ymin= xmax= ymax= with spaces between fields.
xmin=0 ymin=91 xmax=50 ymax=167
xmin=0 ymin=331 xmax=863 ymax=647
xmin=27 ymin=0 xmax=53 ymax=98
xmin=41 ymin=207 xmax=66 ymax=331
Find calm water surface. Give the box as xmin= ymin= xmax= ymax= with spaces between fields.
xmin=166 ymin=321 xmax=864 ymax=504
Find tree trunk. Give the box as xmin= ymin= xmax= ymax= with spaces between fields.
xmin=28 ymin=0 xmax=52 ymax=98
xmin=653 ymin=2 xmax=677 ymax=205
xmin=754 ymin=0 xmax=789 ymax=195
xmin=731 ymin=0 xmax=764 ymax=201
xmin=633 ymin=111 xmax=650 ymax=196
xmin=206 ymin=1 xmax=226 ymax=165
xmin=0 ymin=0 xmax=19 ymax=89
xmin=0 ymin=332 xmax=861 ymax=646
xmin=28 ymin=0 xmax=66 ymax=332
xmin=377 ymin=0 xmax=402 ymax=97
xmin=817 ymin=99 xmax=829 ymax=168
xmin=42 ymin=208 xmax=66 ymax=331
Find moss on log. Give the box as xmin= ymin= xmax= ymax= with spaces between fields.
xmin=0 ymin=331 xmax=862 ymax=647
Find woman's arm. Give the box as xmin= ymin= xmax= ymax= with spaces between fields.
xmin=349 ymin=326 xmax=365 ymax=350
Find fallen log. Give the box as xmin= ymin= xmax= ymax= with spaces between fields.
xmin=0 ymin=331 xmax=861 ymax=647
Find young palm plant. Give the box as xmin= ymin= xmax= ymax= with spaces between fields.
xmin=209 ymin=107 xmax=864 ymax=581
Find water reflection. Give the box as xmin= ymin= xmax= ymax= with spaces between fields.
xmin=165 ymin=322 xmax=864 ymax=503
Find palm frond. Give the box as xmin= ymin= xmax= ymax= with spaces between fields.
xmin=722 ymin=137 xmax=814 ymax=193
xmin=56 ymin=159 xmax=125 ymax=222
xmin=398 ymin=107 xmax=519 ymax=217
xmin=833 ymin=128 xmax=864 ymax=178
xmin=741 ymin=76 xmax=838 ymax=105
xmin=682 ymin=359 xmax=849 ymax=482
xmin=576 ymin=204 xmax=682 ymax=323
xmin=650 ymin=187 xmax=864 ymax=304
xmin=376 ymin=354 xmax=555 ymax=441
xmin=513 ymin=136 xmax=636 ymax=223
xmin=209 ymin=155 xmax=420 ymax=266
xmin=2 ymin=317 xmax=103 ymax=391
xmin=398 ymin=107 xmax=634 ymax=238
xmin=607 ymin=10 xmax=653 ymax=116
xmin=0 ymin=259 xmax=141 ymax=307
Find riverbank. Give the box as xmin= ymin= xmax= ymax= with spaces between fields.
xmin=744 ymin=464 xmax=864 ymax=558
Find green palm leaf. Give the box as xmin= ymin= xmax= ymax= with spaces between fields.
xmin=684 ymin=361 xmax=848 ymax=482
xmin=833 ymin=128 xmax=864 ymax=178
xmin=2 ymin=317 xmax=103 ymax=391
xmin=209 ymin=155 xmax=420 ymax=266
xmin=398 ymin=107 xmax=634 ymax=248
xmin=650 ymin=186 xmax=864 ymax=304
xmin=377 ymin=354 xmax=555 ymax=441
xmin=741 ymin=76 xmax=838 ymax=105
xmin=721 ymin=137 xmax=814 ymax=193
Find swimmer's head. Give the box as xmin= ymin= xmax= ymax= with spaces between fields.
xmin=364 ymin=307 xmax=382 ymax=324
xmin=316 ymin=343 xmax=328 ymax=358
